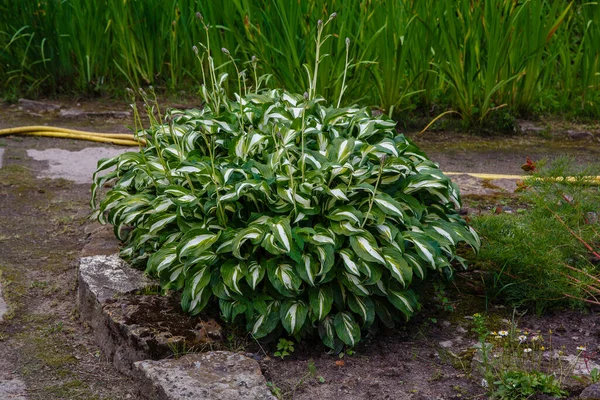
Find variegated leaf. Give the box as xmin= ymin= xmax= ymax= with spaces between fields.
xmin=280 ymin=299 xmax=308 ymax=335
xmin=147 ymin=213 xmax=177 ymax=234
xmin=308 ymin=286 xmax=334 ymax=321
xmin=340 ymin=271 xmax=370 ymax=297
xmin=318 ymin=315 xmax=336 ymax=350
xmin=326 ymin=206 xmax=363 ymax=225
xmin=146 ymin=245 xmax=177 ymax=275
xmin=181 ymin=282 xmax=212 ymax=315
xmin=387 ymin=288 xmax=418 ymax=319
xmin=221 ymin=260 xmax=246 ymax=295
xmin=405 ymin=232 xmax=438 ymax=267
xmin=333 ymin=312 xmax=361 ymax=347
xmin=270 ymin=217 xmax=292 ymax=253
xmin=232 ymin=226 xmax=265 ymax=259
xmin=251 ymin=301 xmax=281 ymax=339
xmin=267 ymin=261 xmax=302 ymax=296
xmin=382 ymin=247 xmax=413 ymax=287
xmin=177 ymin=229 xmax=220 ymax=260
xmin=339 ymin=248 xmax=361 ymax=276
xmin=373 ymin=193 xmax=406 ymax=221
xmin=349 ymin=234 xmax=386 ymax=265
xmin=347 ymin=293 xmax=375 ymax=327
xmin=295 ymin=253 xmax=319 ymax=286
xmin=400 ymin=252 xmax=423 ymax=279
xmin=245 ymin=261 xmax=266 ymax=290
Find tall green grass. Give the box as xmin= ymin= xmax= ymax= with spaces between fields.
xmin=0 ymin=0 xmax=598 ymax=124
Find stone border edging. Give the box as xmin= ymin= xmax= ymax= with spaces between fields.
xmin=77 ymin=251 xmax=275 ymax=400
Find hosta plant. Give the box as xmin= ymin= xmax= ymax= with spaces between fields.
xmin=91 ymin=21 xmax=479 ymax=350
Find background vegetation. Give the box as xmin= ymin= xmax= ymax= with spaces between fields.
xmin=1 ymin=0 xmax=599 ymax=124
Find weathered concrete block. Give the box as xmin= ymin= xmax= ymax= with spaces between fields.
xmin=133 ymin=352 xmax=276 ymax=400
xmin=77 ymin=253 xmax=219 ymax=375
xmin=78 ymin=254 xmax=157 ymax=373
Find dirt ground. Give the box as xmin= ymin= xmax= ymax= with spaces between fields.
xmin=0 ymin=139 xmax=141 ymax=399
xmin=1 ymin=100 xmax=599 ymax=399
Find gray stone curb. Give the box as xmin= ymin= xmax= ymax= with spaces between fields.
xmin=78 ymin=254 xmax=158 ymax=374
xmin=77 ymin=234 xmax=275 ymax=399
xmin=133 ymin=352 xmax=275 ymax=400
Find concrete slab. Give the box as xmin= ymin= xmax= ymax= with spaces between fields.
xmin=26 ymin=147 xmax=131 ymax=184
xmin=0 ymin=148 xmax=4 ymax=169
xmin=133 ymin=352 xmax=276 ymax=400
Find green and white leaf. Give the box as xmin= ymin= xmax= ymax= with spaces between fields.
xmin=280 ymin=299 xmax=308 ymax=335
xmin=308 ymin=286 xmax=334 ymax=321
xmin=347 ymin=293 xmax=375 ymax=327
xmin=349 ymin=234 xmax=385 ymax=265
xmin=245 ymin=261 xmax=266 ymax=290
xmin=333 ymin=312 xmax=361 ymax=347
xmin=177 ymin=229 xmax=220 ymax=260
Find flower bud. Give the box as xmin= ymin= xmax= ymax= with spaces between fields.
xmin=330 ymin=12 xmax=337 ymax=20
xmin=192 ymin=46 xmax=199 ymax=55
xmin=303 ymin=92 xmax=309 ymax=100
xmin=196 ymin=12 xmax=203 ymax=21
xmin=317 ymin=19 xmax=323 ymax=27
xmin=345 ymin=37 xmax=350 ymax=46
xmin=221 ymin=47 xmax=230 ymax=55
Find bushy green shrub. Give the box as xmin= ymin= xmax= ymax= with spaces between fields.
xmin=91 ymin=28 xmax=479 ymax=349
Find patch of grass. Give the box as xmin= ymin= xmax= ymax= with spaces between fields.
xmin=472 ymin=157 xmax=600 ymax=313
xmin=41 ymin=380 xmax=100 ymax=400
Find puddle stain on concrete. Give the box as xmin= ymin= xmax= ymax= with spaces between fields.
xmin=26 ymin=147 xmax=131 ymax=184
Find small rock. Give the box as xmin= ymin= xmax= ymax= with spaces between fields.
xmin=580 ymin=383 xmax=600 ymax=400
xmin=456 ymin=325 xmax=467 ymax=334
xmin=195 ymin=319 xmax=223 ymax=343
xmin=585 ymin=212 xmax=598 ymax=225
xmin=439 ymin=340 xmax=453 ymax=348
xmin=502 ymin=206 xmax=513 ymax=213
xmin=133 ymin=351 xmax=276 ymax=400
xmin=59 ymin=109 xmax=131 ymax=119
xmin=516 ymin=120 xmax=546 ymax=135
xmin=566 ymin=130 xmax=594 ymax=141
xmin=17 ymin=98 xmax=60 ymax=113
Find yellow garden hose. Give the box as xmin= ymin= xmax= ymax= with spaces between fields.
xmin=0 ymin=125 xmax=144 ymax=146
xmin=445 ymin=172 xmax=600 ymax=184
xmin=1 ymin=126 xmax=599 ymax=184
